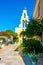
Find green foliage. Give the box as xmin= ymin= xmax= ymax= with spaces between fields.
xmin=3 ymin=38 xmax=6 ymax=43
xmin=5 ymin=29 xmax=13 ymax=33
xmin=0 ymin=45 xmax=2 ymax=49
xmin=20 ymin=31 xmax=26 ymax=36
xmin=20 ymin=18 xmax=43 ymax=55
xmin=5 ymin=29 xmax=18 ymax=42
xmin=0 ymin=34 xmax=3 ymax=36
xmin=31 ymin=54 xmax=38 ymax=62
xmin=41 ymin=18 xmax=43 ymax=23
xmin=25 ymin=19 xmax=42 ymax=37
xmin=41 ymin=18 xmax=43 ymax=31
xmin=13 ymin=37 xmax=19 ymax=43
xmin=20 ymin=39 xmax=43 ymax=54
xmin=5 ymin=29 xmax=14 ymax=37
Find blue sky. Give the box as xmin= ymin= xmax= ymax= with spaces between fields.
xmin=0 ymin=0 xmax=35 ymax=31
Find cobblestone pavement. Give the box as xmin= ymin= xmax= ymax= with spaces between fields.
xmin=0 ymin=44 xmax=25 ymax=65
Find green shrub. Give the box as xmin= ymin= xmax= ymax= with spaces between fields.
xmin=0 ymin=45 xmax=2 ymax=49
xmin=20 ymin=39 xmax=43 ymax=54
xmin=31 ymin=55 xmax=38 ymax=62
xmin=3 ymin=38 xmax=6 ymax=43
xmin=13 ymin=37 xmax=19 ymax=43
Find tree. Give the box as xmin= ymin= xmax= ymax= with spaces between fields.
xmin=20 ymin=39 xmax=43 ymax=54
xmin=5 ymin=29 xmax=13 ymax=37
xmin=25 ymin=19 xmax=42 ymax=37
xmin=20 ymin=31 xmax=26 ymax=37
xmin=5 ymin=29 xmax=18 ymax=42
xmin=41 ymin=18 xmax=43 ymax=31
xmin=20 ymin=18 xmax=43 ymax=54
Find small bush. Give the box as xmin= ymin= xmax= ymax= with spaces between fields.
xmin=31 ymin=56 xmax=37 ymax=62
xmin=0 ymin=45 xmax=2 ymax=49
xmin=20 ymin=39 xmax=43 ymax=54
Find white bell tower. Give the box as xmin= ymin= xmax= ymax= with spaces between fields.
xmin=15 ymin=8 xmax=29 ymax=35
xmin=20 ymin=8 xmax=29 ymax=28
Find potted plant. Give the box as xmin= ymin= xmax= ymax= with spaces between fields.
xmin=20 ymin=39 xmax=43 ymax=65
xmin=20 ymin=18 xmax=43 ymax=65
xmin=31 ymin=54 xmax=38 ymax=65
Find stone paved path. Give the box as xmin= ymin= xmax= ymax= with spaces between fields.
xmin=0 ymin=44 xmax=25 ymax=65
